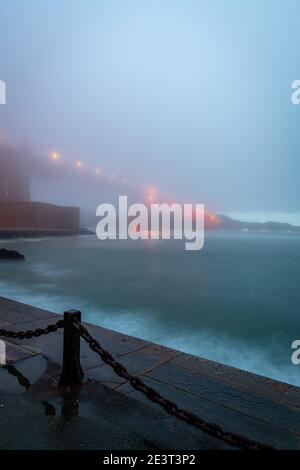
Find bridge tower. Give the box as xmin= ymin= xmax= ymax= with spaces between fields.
xmin=0 ymin=143 xmax=30 ymax=202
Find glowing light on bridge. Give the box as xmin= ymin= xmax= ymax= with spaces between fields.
xmin=44 ymin=149 xmax=163 ymax=200
xmin=147 ymin=186 xmax=157 ymax=202
xmin=51 ymin=152 xmax=59 ymax=160
xmin=148 ymin=186 xmax=156 ymax=194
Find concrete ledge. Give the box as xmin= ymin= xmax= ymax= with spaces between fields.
xmin=1 ymin=296 xmax=300 ymax=449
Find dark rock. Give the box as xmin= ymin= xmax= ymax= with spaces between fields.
xmin=0 ymin=248 xmax=25 ymax=260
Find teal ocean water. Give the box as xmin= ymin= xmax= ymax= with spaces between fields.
xmin=1 ymin=231 xmax=300 ymax=386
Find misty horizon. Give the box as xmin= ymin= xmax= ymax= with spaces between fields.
xmin=2 ymin=2 xmax=300 ymax=455
xmin=1 ymin=1 xmax=300 ymax=216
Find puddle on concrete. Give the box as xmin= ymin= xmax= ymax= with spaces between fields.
xmin=42 ymin=400 xmax=56 ymax=415
xmin=4 ymin=364 xmax=31 ymax=390
xmin=0 ymin=355 xmax=48 ymax=394
xmin=41 ymin=389 xmax=81 ymax=418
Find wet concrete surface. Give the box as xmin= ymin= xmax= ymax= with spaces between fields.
xmin=0 ymin=355 xmax=47 ymax=394
xmin=0 ymin=355 xmax=229 ymax=450
xmin=1 ymin=297 xmax=300 ymax=449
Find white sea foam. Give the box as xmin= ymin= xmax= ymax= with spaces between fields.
xmin=1 ymin=233 xmax=299 ymax=387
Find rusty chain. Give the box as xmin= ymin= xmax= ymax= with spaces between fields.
xmin=0 ymin=314 xmax=275 ymax=450
xmin=73 ymin=319 xmax=275 ymax=451
xmin=0 ymin=319 xmax=64 ymax=339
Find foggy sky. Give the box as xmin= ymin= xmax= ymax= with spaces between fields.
xmin=0 ymin=0 xmax=299 ymax=212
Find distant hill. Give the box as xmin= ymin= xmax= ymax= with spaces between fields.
xmin=207 ymin=214 xmax=300 ymax=232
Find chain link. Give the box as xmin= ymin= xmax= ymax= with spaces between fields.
xmin=0 ymin=314 xmax=276 ymax=450
xmin=0 ymin=319 xmax=64 ymax=339
xmin=73 ymin=320 xmax=275 ymax=451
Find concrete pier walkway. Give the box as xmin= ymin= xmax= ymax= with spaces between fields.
xmin=1 ymin=296 xmax=300 ymax=450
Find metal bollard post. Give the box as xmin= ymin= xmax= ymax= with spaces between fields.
xmin=59 ymin=310 xmax=84 ymax=388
